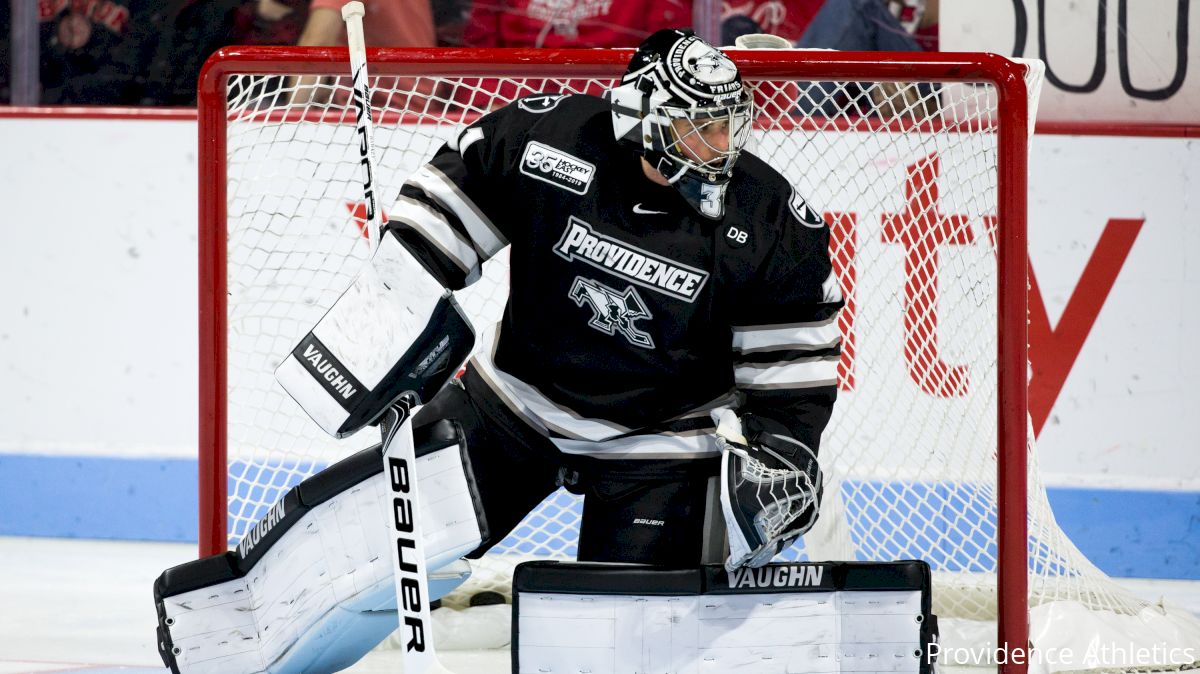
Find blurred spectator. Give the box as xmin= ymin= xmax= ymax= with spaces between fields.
xmin=299 ymin=0 xmax=433 ymax=48
xmin=886 ymin=0 xmax=937 ymax=51
xmin=720 ymin=0 xmax=824 ymax=47
xmin=796 ymin=0 xmax=939 ymax=118
xmin=1 ymin=4 xmax=18 ymax=103
xmin=457 ymin=0 xmax=686 ymax=109
xmin=290 ymin=0 xmax=436 ymax=109
xmin=0 ymin=0 xmax=158 ymax=104
xmin=219 ymin=0 xmax=310 ymax=108
xmin=462 ymin=0 xmax=686 ymax=48
xmin=798 ymin=0 xmax=936 ymax=52
xmin=0 ymin=0 xmax=313 ymax=106
xmin=432 ymin=0 xmax=471 ymax=46
xmin=135 ymin=0 xmax=245 ymax=106
xmin=231 ymin=0 xmax=310 ymax=46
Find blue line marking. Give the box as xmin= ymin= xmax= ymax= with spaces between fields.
xmin=0 ymin=454 xmax=197 ymax=542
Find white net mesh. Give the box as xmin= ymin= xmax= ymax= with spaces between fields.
xmin=205 ymin=53 xmax=1200 ymax=665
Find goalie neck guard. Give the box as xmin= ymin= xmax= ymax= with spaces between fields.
xmin=607 ymin=28 xmax=753 ymax=220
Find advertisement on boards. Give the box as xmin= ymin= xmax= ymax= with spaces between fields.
xmin=941 ymin=0 xmax=1199 ymax=124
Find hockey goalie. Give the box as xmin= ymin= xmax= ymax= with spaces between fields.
xmin=154 ymin=27 xmax=853 ymax=674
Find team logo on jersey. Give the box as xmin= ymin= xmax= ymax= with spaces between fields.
xmin=517 ymin=94 xmax=565 ymax=113
xmin=569 ymin=277 xmax=655 ymax=349
xmin=554 ymin=217 xmax=710 ymax=303
xmin=790 ymin=189 xmax=826 ymax=228
xmin=521 ymin=141 xmax=595 ymax=195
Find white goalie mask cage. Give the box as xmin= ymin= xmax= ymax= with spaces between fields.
xmin=607 ymin=28 xmax=754 ymax=217
xmin=650 ymin=99 xmax=754 ymax=181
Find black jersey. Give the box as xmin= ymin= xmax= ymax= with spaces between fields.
xmin=386 ymin=94 xmax=842 ymax=460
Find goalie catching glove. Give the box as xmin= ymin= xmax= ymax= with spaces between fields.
xmin=713 ymin=408 xmax=824 ymax=571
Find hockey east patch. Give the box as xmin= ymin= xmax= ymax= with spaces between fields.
xmin=520 ymin=141 xmax=595 ymax=195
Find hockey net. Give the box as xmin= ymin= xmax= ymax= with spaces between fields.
xmin=198 ymin=48 xmax=1199 ymax=669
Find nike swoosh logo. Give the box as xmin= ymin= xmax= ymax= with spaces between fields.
xmin=633 ymin=203 xmax=668 ymax=215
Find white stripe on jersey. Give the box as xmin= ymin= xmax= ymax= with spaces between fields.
xmin=731 ymin=317 xmax=841 ymax=354
xmin=468 ymin=356 xmax=549 ymax=437
xmin=822 ymin=270 xmax=843 ymax=303
xmin=391 ymin=195 xmax=480 ymax=276
xmin=454 ymin=126 xmax=485 ymax=154
xmin=734 ymin=357 xmax=839 ymax=390
xmin=660 ymin=389 xmax=741 ymax=423
xmin=471 ymin=326 xmax=738 ymax=452
xmin=408 ymin=165 xmax=508 ymax=258
xmin=552 ymin=430 xmax=721 ymax=460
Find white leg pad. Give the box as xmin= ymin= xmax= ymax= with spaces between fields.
xmin=514 ymin=562 xmax=938 ymax=674
xmin=157 ymin=440 xmax=483 ymax=674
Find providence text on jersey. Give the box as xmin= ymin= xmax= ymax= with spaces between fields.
xmin=553 ymin=216 xmax=709 ymax=302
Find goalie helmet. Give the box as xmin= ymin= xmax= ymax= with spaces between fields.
xmin=607 ymin=28 xmax=753 ymax=219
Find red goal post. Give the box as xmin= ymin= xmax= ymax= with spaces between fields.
xmin=198 ymin=46 xmax=1032 ymax=669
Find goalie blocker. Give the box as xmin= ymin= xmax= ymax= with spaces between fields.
xmin=513 ymin=560 xmax=938 ymax=674
xmin=153 ymin=420 xmax=488 ymax=674
xmin=275 ymin=229 xmax=475 ymax=438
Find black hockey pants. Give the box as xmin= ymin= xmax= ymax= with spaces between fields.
xmin=411 ymin=365 xmax=724 ymax=566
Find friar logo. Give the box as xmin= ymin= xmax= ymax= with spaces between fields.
xmin=570 ymin=277 xmax=655 ymax=349
xmin=671 ymin=36 xmax=738 ymax=85
xmin=691 ymin=50 xmax=738 ymax=81
xmin=520 ymin=141 xmax=596 ymax=195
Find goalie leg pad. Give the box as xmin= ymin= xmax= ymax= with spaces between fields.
xmin=513 ymin=561 xmax=938 ymax=674
xmin=154 ymin=420 xmax=485 ymax=674
xmin=263 ymin=559 xmax=473 ymax=674
xmin=275 ymin=230 xmax=475 ymax=438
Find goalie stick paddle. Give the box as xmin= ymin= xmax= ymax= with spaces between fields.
xmin=380 ymin=399 xmax=457 ymax=674
xmin=341 ymin=0 xmax=383 ymax=252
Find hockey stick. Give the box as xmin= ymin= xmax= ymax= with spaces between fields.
xmin=342 ymin=0 xmax=383 ymax=252
xmin=340 ymin=5 xmax=456 ymax=672
xmin=379 ymin=399 xmax=457 ymax=674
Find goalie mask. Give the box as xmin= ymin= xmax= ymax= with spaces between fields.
xmin=607 ymin=28 xmax=753 ymax=219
